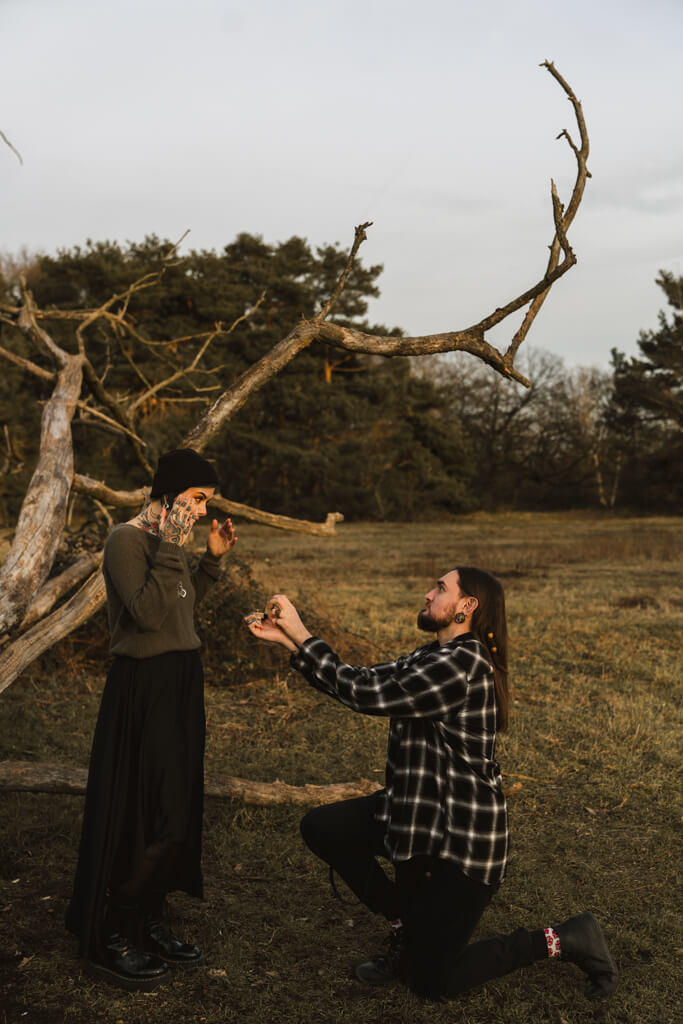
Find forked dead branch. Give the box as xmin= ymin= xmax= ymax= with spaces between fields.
xmin=0 ymin=61 xmax=590 ymax=697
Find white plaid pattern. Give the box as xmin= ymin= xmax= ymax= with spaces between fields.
xmin=291 ymin=633 xmax=509 ymax=887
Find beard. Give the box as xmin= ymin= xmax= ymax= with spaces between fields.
xmin=417 ymin=607 xmax=453 ymax=633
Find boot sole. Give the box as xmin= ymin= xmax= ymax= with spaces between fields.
xmin=158 ymin=953 xmax=206 ymax=971
xmin=140 ymin=946 xmax=207 ymax=971
xmin=83 ymin=958 xmax=171 ymax=992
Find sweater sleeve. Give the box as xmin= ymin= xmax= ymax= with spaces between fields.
xmin=103 ymin=527 xmax=185 ymax=632
xmin=192 ymin=550 xmax=223 ymax=604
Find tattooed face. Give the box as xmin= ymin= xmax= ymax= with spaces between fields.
xmin=134 ymin=486 xmax=217 ymax=542
xmin=176 ymin=487 xmax=216 ymax=522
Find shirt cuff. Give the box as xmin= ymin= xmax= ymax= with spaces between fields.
xmin=290 ymin=636 xmax=328 ymax=670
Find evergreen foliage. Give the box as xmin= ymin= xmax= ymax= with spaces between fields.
xmin=2 ymin=244 xmax=680 ymax=520
xmin=609 ymin=271 xmax=683 ymax=510
xmin=0 ymin=236 xmax=475 ymax=523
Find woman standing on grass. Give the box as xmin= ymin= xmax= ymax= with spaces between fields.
xmin=247 ymin=567 xmax=618 ymax=1003
xmin=66 ymin=448 xmax=236 ymax=991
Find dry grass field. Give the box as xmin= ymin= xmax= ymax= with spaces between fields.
xmin=1 ymin=513 xmax=682 ymax=1024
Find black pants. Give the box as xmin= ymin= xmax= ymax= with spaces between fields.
xmin=300 ymin=792 xmax=545 ymax=999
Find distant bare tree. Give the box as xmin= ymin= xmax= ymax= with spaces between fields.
xmin=421 ymin=350 xmax=620 ymax=509
xmin=566 ymin=367 xmax=621 ymax=509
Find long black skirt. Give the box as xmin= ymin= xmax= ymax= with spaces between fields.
xmin=66 ymin=650 xmax=205 ymax=958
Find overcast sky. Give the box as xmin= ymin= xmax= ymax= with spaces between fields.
xmin=2 ymin=0 xmax=682 ymax=369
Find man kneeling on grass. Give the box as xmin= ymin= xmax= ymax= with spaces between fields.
xmin=245 ymin=567 xmax=618 ymax=1003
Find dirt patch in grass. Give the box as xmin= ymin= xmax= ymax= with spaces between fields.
xmin=1 ymin=514 xmax=682 ymax=1023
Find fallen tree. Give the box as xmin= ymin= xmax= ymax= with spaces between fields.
xmin=0 ymin=760 xmax=523 ymax=804
xmin=0 ymin=62 xmax=589 ymax=739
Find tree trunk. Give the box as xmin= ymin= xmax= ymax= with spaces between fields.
xmin=0 ymin=354 xmax=84 ymax=634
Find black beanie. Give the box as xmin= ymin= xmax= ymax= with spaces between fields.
xmin=149 ymin=448 xmax=219 ymax=499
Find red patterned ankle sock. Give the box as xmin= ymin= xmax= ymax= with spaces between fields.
xmin=544 ymin=926 xmax=561 ymax=958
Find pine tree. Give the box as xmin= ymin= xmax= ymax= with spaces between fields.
xmin=609 ymin=271 xmax=683 ymax=509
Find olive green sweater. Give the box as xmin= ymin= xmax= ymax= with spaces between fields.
xmin=103 ymin=524 xmax=222 ymax=658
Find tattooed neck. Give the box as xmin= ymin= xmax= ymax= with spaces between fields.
xmin=136 ymin=504 xmax=162 ymax=536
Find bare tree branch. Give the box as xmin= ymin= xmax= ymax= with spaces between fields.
xmin=315 ymin=222 xmax=373 ymax=322
xmin=0 ymin=570 xmax=106 ymax=694
xmin=80 ymin=357 xmax=153 ymax=475
xmin=316 ymin=322 xmax=531 ymax=385
xmin=16 ymin=285 xmax=70 ymax=367
xmin=182 ymin=319 xmax=320 ymax=452
xmin=283 ymin=61 xmax=588 ymax=389
xmin=70 ymin=474 xmax=343 ymax=535
xmin=502 ymin=60 xmax=590 ymax=367
xmin=19 ymin=551 xmax=103 ymax=630
xmin=71 ymin=475 xmax=148 ymax=508
xmin=49 ymin=234 xmax=192 ymax=475
xmin=71 ymin=232 xmax=189 ymax=358
xmin=0 ymin=129 xmax=23 ymax=165
xmin=75 ymin=400 xmax=146 ymax=442
xmin=127 ymin=291 xmax=266 ymax=417
xmin=210 ymin=496 xmax=344 ymax=536
xmin=0 ymin=343 xmax=55 ymax=381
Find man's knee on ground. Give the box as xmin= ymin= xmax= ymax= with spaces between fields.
xmin=299 ymin=806 xmax=327 ymax=854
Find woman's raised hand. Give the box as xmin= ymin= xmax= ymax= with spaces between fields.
xmin=207 ymin=517 xmax=237 ymax=557
xmin=159 ymin=495 xmax=195 ymax=547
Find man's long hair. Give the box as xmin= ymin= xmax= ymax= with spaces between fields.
xmin=456 ymin=566 xmax=509 ymax=731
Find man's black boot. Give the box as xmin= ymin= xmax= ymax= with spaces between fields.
xmin=555 ymin=911 xmax=618 ymax=999
xmin=85 ymin=932 xmax=170 ymax=991
xmin=141 ymin=916 xmax=206 ymax=969
xmin=354 ymin=927 xmax=404 ymax=987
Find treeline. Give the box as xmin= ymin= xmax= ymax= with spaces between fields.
xmin=0 ymin=237 xmax=680 ymax=522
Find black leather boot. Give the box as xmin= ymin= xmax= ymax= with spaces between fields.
xmin=142 ymin=916 xmax=206 ymax=969
xmin=554 ymin=912 xmax=618 ymax=999
xmin=354 ymin=927 xmax=404 ymax=986
xmin=85 ymin=932 xmax=170 ymax=991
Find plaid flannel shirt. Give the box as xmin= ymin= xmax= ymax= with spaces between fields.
xmin=291 ymin=632 xmax=509 ymax=887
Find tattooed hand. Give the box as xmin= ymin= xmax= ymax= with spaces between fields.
xmin=159 ymin=495 xmax=196 ymax=547
xmin=207 ymin=517 xmax=237 ymax=557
